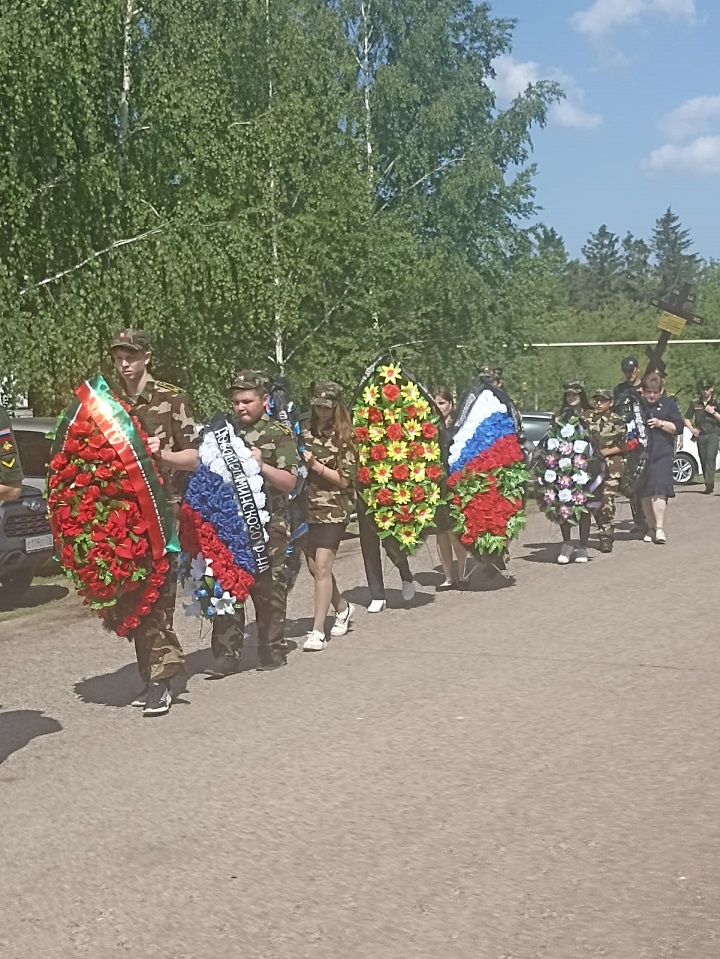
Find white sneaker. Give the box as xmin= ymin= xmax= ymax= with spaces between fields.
xmin=330 ymin=602 xmax=355 ymax=637
xmin=574 ymin=547 xmax=589 ymax=563
xmin=654 ymin=528 xmax=667 ymax=544
xmin=643 ymin=529 xmax=655 ymax=543
xmin=557 ymin=542 xmax=573 ymax=565
xmin=303 ymin=630 xmax=328 ymax=652
xmin=367 ymin=599 xmax=386 ymax=613
xmin=401 ymin=580 xmax=416 ymax=603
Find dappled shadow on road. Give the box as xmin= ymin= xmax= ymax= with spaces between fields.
xmin=520 ymin=541 xmax=565 ymax=564
xmin=0 ymin=583 xmax=69 ymax=613
xmin=342 ymin=584 xmax=436 ymax=610
xmin=0 ymin=708 xmax=62 ymax=764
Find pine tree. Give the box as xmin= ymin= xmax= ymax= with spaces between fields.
xmin=581 ymin=224 xmax=622 ymax=301
xmin=651 ymin=207 xmax=701 ymax=295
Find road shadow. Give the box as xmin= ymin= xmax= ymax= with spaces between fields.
xmin=342 ymin=585 xmax=435 ymax=610
xmin=520 ymin=541 xmax=563 ymax=564
xmin=0 ymin=583 xmax=69 ymax=613
xmin=0 ymin=708 xmax=62 ymax=764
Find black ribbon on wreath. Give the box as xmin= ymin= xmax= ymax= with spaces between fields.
xmin=617 ymin=393 xmax=650 ymax=496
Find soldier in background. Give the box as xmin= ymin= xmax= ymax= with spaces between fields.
xmin=209 ymin=371 xmax=299 ymax=676
xmin=0 ymin=406 xmax=23 ymax=502
xmin=684 ymin=377 xmax=720 ymax=494
xmin=111 ymin=329 xmax=200 ymax=717
xmin=587 ymin=389 xmax=628 ymax=553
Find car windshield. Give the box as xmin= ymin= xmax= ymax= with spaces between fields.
xmin=14 ymin=430 xmax=52 ymax=478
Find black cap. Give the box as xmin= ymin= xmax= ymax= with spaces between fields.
xmin=621 ymin=357 xmax=638 ymax=372
xmin=698 ymin=377 xmax=714 ymax=389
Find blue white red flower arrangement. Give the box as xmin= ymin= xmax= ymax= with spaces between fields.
xmin=179 ymin=421 xmax=270 ymax=619
xmin=447 ymin=385 xmax=529 ymax=558
xmin=534 ymin=415 xmax=605 ymax=524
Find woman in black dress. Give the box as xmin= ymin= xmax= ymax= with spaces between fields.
xmin=639 ymin=371 xmax=684 ymax=544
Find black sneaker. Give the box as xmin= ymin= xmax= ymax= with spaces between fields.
xmin=256 ymin=648 xmax=287 ymax=671
xmin=206 ymin=655 xmax=242 ymax=679
xmin=599 ymin=540 xmax=613 ymax=554
xmin=131 ymin=684 xmax=148 ymax=707
xmin=143 ymin=680 xmax=172 ymax=717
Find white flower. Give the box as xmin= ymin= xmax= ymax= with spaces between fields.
xmin=558 ymin=489 xmax=573 ymax=503
xmin=189 ymin=554 xmax=207 ymax=583
xmin=546 ymin=438 xmax=560 ymax=451
xmin=210 ymin=591 xmax=237 ymax=615
xmin=560 ymin=424 xmax=576 ymax=439
xmin=558 ymin=457 xmax=572 ymax=470
xmin=572 ymin=470 xmax=590 ymax=486
xmin=544 ymin=469 xmax=557 ymax=483
xmin=573 ymin=440 xmax=588 ymax=453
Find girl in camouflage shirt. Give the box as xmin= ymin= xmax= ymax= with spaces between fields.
xmin=300 ymin=383 xmax=357 ymax=652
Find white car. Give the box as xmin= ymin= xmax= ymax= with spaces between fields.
xmin=672 ymin=427 xmax=720 ymax=485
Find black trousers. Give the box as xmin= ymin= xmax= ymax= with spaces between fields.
xmin=697 ymin=433 xmax=719 ymax=487
xmin=357 ymin=499 xmax=412 ymax=600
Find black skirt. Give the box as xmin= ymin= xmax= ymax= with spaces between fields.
xmin=305 ymin=522 xmax=348 ymax=555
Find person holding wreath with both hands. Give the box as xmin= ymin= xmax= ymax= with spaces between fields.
xmin=301 ymin=383 xmax=358 ymax=652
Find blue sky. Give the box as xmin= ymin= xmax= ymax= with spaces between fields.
xmin=487 ymin=0 xmax=718 ymax=260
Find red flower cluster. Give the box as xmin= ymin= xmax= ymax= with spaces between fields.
xmin=458 ymin=477 xmax=523 ymax=544
xmin=386 ymin=422 xmax=403 ymax=442
xmin=383 ymin=384 xmax=401 ymax=402
xmin=370 ymin=443 xmax=387 ymax=462
xmin=48 ymin=408 xmax=169 ymax=638
xmin=392 ymin=463 xmax=409 ymax=481
xmin=179 ymin=504 xmax=255 ymax=603
xmin=462 ymin=434 xmax=523 ymax=476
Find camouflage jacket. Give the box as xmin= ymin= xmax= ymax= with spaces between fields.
xmin=235 ymin=413 xmax=299 ymax=528
xmin=119 ymin=375 xmax=199 ymax=503
xmin=300 ymin=422 xmax=357 ymax=524
xmin=0 ymin=406 xmax=23 ymax=485
xmin=587 ymin=409 xmax=627 ymax=477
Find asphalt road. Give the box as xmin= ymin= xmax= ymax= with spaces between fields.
xmin=1 ymin=490 xmax=718 ymax=958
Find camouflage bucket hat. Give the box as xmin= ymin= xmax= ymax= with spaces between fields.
xmin=563 ymin=380 xmax=585 ymax=393
xmin=311 ymin=382 xmax=343 ymax=408
xmin=110 ymin=328 xmax=151 ymax=353
xmin=593 ymin=388 xmax=613 ymax=402
xmin=230 ymin=370 xmax=269 ymax=392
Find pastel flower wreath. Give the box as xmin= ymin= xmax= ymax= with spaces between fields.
xmin=534 ymin=414 xmax=605 ymax=524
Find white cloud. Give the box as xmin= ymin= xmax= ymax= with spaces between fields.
xmin=644 ymin=136 xmax=720 ymax=175
xmin=659 ymin=95 xmax=720 ymax=141
xmin=571 ymin=0 xmax=696 ymax=38
xmin=490 ymin=55 xmax=603 ymax=132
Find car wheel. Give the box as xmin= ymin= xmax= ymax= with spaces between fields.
xmin=673 ymin=452 xmax=695 ymax=485
xmin=0 ymin=568 xmax=34 ymax=604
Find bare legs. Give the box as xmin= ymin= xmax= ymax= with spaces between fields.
xmin=641 ymin=495 xmax=667 ymax=534
xmin=306 ymin=547 xmax=347 ymax=633
xmin=437 ymin=530 xmax=469 ymax=584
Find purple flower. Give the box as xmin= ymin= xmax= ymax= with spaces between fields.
xmin=545 ymin=454 xmax=559 ymax=468
xmin=572 ymin=490 xmax=587 ymax=505
xmin=572 ymin=454 xmax=588 ymax=469
xmin=558 ymin=505 xmax=572 ymax=520
xmin=558 ymin=441 xmax=573 ymax=456
xmin=557 ymin=475 xmax=572 ymax=489
xmin=543 ymin=489 xmax=557 ymax=504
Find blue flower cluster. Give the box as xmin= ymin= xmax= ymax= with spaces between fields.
xmin=185 ymin=464 xmax=257 ymax=575
xmin=450 ymin=411 xmax=515 ymax=474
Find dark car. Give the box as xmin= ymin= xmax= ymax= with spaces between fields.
xmin=521 ymin=412 xmax=552 ymax=448
xmin=0 ymin=417 xmax=55 ymax=602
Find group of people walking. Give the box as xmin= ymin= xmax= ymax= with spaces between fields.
xmin=3 ymin=333 xmax=716 ymax=719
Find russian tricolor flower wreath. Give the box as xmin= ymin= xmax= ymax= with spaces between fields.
xmin=48 ymin=375 xmax=178 ymax=638
xmin=179 ymin=414 xmax=270 ymax=620
xmin=447 ymin=382 xmax=530 ymax=561
xmin=353 ymin=360 xmax=445 ymax=551
xmin=533 ymin=413 xmax=606 ymax=524
xmin=617 ymin=392 xmax=649 ymax=496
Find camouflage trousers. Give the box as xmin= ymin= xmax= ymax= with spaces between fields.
xmin=211 ymin=525 xmax=289 ymax=659
xmin=595 ymin=476 xmax=620 ymax=543
xmin=130 ymin=553 xmax=185 ymax=683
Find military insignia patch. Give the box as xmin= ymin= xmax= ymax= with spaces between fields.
xmin=2 ymin=458 xmax=16 ymax=468
xmin=1 ymin=440 xmax=13 ymax=452
xmin=156 ymin=381 xmax=181 ymax=394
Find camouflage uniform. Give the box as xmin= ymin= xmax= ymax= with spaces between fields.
xmin=587 ymin=404 xmax=627 ymax=549
xmin=0 ymin=406 xmax=23 ymax=488
xmin=211 ymin=412 xmax=299 ymax=661
xmin=685 ymin=388 xmax=720 ymax=491
xmin=113 ymin=331 xmax=200 ymax=683
xmin=300 ymin=422 xmax=356 ymax=524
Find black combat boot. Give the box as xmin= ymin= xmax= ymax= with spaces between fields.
xmin=599 ymin=538 xmax=613 ymax=554
xmin=257 ymin=647 xmax=287 ymax=671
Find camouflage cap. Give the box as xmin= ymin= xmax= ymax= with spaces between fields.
xmin=563 ymin=380 xmax=585 ymax=393
xmin=592 ymin=388 xmax=613 ymax=402
xmin=110 ymin=328 xmax=151 ymax=353
xmin=230 ymin=370 xmax=269 ymax=392
xmin=311 ymin=382 xmax=343 ymax=408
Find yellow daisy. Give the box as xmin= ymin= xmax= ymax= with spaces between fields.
xmin=415 ymin=399 xmax=431 ymax=418
xmin=387 ymin=441 xmax=408 ymax=462
xmin=379 ymin=363 xmax=402 ymax=384
xmin=376 ymin=512 xmax=395 ymax=530
xmin=409 ymin=463 xmax=426 ymax=482
xmin=404 ymin=419 xmax=422 ymax=440
xmin=400 ymin=382 xmax=420 ymax=402
xmin=368 ymin=425 xmax=386 ymax=443
xmin=384 ymin=407 xmax=401 ymax=423
xmin=358 ymin=448 xmax=369 ymax=466
xmin=398 ymin=527 xmax=418 ymax=547
xmin=415 ymin=505 xmax=434 ymax=525
xmin=395 ymin=484 xmax=411 ymax=504
xmin=354 ymin=406 xmax=369 ymax=424
xmin=373 ymin=463 xmax=392 ymax=485
xmin=422 ymin=442 xmax=439 ymax=461
xmin=427 ymin=487 xmax=441 ymax=505
xmin=362 ymin=384 xmax=379 ymax=405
